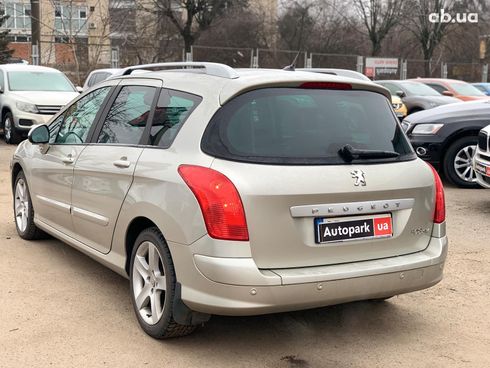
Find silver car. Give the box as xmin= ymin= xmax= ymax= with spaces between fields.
xmin=11 ymin=62 xmax=448 ymax=339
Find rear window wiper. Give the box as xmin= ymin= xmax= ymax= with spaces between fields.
xmin=338 ymin=144 xmax=400 ymax=162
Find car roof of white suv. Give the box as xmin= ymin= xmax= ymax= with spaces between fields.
xmin=0 ymin=64 xmax=64 ymax=73
xmin=111 ymin=62 xmax=391 ymax=104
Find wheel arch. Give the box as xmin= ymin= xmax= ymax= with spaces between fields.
xmin=2 ymin=106 xmax=12 ymax=119
xmin=407 ymin=106 xmax=423 ymax=114
xmin=124 ymin=216 xmax=159 ymax=275
xmin=11 ymin=162 xmax=24 ymax=191
xmin=440 ymin=127 xmax=480 ymax=159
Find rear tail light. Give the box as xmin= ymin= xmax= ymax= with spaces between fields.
xmin=427 ymin=163 xmax=445 ymax=223
xmin=178 ymin=165 xmax=249 ymax=241
xmin=300 ymin=82 xmax=352 ymax=90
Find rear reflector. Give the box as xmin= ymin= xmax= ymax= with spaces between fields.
xmin=300 ymin=82 xmax=352 ymax=90
xmin=427 ymin=163 xmax=445 ymax=224
xmin=178 ymin=165 xmax=249 ymax=241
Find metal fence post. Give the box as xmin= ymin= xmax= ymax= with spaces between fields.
xmin=356 ymin=56 xmax=363 ymax=74
xmin=185 ymin=46 xmax=193 ymax=62
xmin=252 ymin=49 xmax=259 ymax=68
xmin=110 ymin=47 xmax=119 ymax=68
xmin=441 ymin=63 xmax=448 ymax=78
xmin=31 ymin=44 xmax=39 ymax=65
xmin=305 ymin=53 xmax=312 ymax=68
xmin=400 ymin=59 xmax=407 ymax=79
xmin=482 ymin=64 xmax=488 ymax=82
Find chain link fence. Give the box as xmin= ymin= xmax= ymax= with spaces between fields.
xmin=11 ymin=41 xmax=489 ymax=84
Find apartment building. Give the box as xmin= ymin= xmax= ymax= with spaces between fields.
xmin=1 ymin=0 xmax=110 ymax=68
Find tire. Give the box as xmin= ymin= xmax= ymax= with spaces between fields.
xmin=443 ymin=136 xmax=479 ymax=188
xmin=369 ymin=296 xmax=395 ymax=302
xmin=3 ymin=111 xmax=21 ymax=144
xmin=13 ymin=171 xmax=46 ymax=240
xmin=129 ymin=227 xmax=197 ymax=339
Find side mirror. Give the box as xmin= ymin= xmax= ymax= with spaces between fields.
xmin=76 ymin=86 xmax=83 ymax=93
xmin=0 ymin=86 xmax=3 ymax=94
xmin=442 ymin=90 xmax=453 ymax=97
xmin=395 ymin=90 xmax=406 ymax=98
xmin=28 ymin=124 xmax=49 ymax=144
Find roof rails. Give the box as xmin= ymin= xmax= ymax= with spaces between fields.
xmin=119 ymin=62 xmax=239 ymax=79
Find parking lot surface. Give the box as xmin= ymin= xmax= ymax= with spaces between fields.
xmin=0 ymin=140 xmax=489 ymax=368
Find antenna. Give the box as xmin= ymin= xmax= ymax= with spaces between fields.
xmin=283 ymin=50 xmax=302 ymax=71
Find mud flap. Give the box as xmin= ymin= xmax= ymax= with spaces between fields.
xmin=172 ymin=282 xmax=211 ymax=325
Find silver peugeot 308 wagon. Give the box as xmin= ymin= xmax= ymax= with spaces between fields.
xmin=11 ymin=62 xmax=447 ymax=338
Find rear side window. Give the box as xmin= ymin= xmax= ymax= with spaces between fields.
xmin=149 ymin=89 xmax=202 ymax=148
xmin=88 ymin=72 xmax=111 ymax=87
xmin=202 ymin=88 xmax=414 ymax=165
xmin=426 ymin=83 xmax=446 ymax=94
xmin=97 ymin=85 xmax=156 ymax=145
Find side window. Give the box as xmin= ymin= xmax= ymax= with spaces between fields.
xmin=48 ymin=114 xmax=64 ymax=143
xmin=381 ymin=83 xmax=399 ymax=95
xmin=86 ymin=74 xmax=97 ymax=88
xmin=427 ymin=83 xmax=445 ymax=94
xmin=89 ymin=72 xmax=110 ymax=87
xmin=55 ymin=87 xmax=110 ymax=144
xmin=0 ymin=71 xmax=4 ymax=90
xmin=97 ymin=85 xmax=156 ymax=145
xmin=150 ymin=89 xmax=202 ymax=148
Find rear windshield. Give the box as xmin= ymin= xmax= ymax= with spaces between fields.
xmin=201 ymin=88 xmax=415 ymax=165
xmin=8 ymin=71 xmax=75 ymax=92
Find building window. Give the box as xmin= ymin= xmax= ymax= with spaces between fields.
xmin=54 ymin=4 xmax=88 ymax=35
xmin=3 ymin=2 xmax=31 ymax=30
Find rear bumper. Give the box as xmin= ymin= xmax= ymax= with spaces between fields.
xmin=170 ymin=234 xmax=448 ymax=316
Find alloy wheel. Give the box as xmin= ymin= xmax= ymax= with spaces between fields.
xmin=4 ymin=116 xmax=11 ymax=142
xmin=132 ymin=241 xmax=166 ymax=325
xmin=453 ymin=144 xmax=477 ymax=183
xmin=14 ymin=178 xmax=29 ymax=232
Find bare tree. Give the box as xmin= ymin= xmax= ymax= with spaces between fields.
xmin=278 ymin=1 xmax=315 ymax=51
xmin=46 ymin=0 xmax=115 ymax=84
xmin=149 ymin=0 xmax=248 ymax=52
xmin=354 ymin=0 xmax=404 ymax=56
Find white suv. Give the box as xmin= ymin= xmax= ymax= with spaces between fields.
xmin=0 ymin=64 xmax=80 ymax=144
xmin=474 ymin=125 xmax=490 ymax=188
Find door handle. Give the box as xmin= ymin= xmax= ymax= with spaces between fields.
xmin=62 ymin=154 xmax=74 ymax=164
xmin=113 ymin=158 xmax=131 ymax=168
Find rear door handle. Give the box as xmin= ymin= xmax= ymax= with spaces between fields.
xmin=62 ymin=154 xmax=74 ymax=164
xmin=113 ymin=157 xmax=131 ymax=168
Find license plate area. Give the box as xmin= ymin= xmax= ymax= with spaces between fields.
xmin=314 ymin=214 xmax=393 ymax=244
xmin=475 ymin=161 xmax=490 ymax=177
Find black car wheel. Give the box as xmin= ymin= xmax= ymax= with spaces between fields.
xmin=3 ymin=112 xmax=21 ymax=144
xmin=443 ymin=136 xmax=479 ymax=188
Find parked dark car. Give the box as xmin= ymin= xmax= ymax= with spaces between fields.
xmin=401 ymin=100 xmax=490 ymax=187
xmin=377 ymin=80 xmax=460 ymax=115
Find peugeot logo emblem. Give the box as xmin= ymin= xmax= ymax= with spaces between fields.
xmin=351 ymin=169 xmax=366 ymax=186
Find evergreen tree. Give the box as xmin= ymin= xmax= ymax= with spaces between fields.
xmin=0 ymin=13 xmax=13 ymax=63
